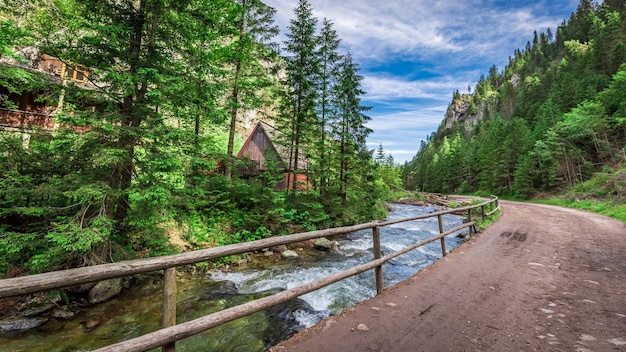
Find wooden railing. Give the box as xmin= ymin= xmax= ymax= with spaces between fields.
xmin=0 ymin=107 xmax=92 ymax=133
xmin=0 ymin=196 xmax=500 ymax=352
xmin=0 ymin=107 xmax=55 ymax=130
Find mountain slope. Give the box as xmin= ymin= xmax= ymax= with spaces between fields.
xmin=404 ymin=0 xmax=626 ymax=198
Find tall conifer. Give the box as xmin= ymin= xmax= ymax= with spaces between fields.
xmin=279 ymin=0 xmax=320 ymax=192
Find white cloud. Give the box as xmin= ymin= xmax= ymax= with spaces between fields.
xmin=261 ymin=0 xmax=579 ymax=163
xmin=362 ymin=74 xmax=474 ymax=104
xmin=265 ymin=0 xmax=574 ymax=63
xmin=367 ymin=107 xmax=446 ymax=131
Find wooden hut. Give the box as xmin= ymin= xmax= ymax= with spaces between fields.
xmin=0 ymin=46 xmax=96 ymax=132
xmin=237 ymin=121 xmax=310 ymax=190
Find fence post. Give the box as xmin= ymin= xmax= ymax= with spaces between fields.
xmin=468 ymin=208 xmax=474 ymax=235
xmin=372 ymin=226 xmax=384 ymax=294
xmin=162 ymin=267 xmax=177 ymax=352
xmin=438 ymin=214 xmax=447 ymax=257
xmin=481 ymin=204 xmax=486 ymax=222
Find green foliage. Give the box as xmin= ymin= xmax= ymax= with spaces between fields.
xmin=0 ymin=0 xmax=388 ymax=276
xmin=405 ymin=3 xmax=626 ymax=201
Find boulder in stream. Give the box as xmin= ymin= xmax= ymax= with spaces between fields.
xmin=202 ymin=280 xmax=238 ymax=300
xmin=264 ymin=298 xmax=316 ymax=346
xmin=281 ymin=250 xmax=299 ymax=258
xmin=314 ymin=237 xmax=335 ymax=251
xmin=51 ymin=308 xmax=78 ymax=320
xmin=88 ymin=278 xmax=124 ymax=305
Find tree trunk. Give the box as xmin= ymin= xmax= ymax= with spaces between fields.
xmin=112 ymin=0 xmax=147 ymax=228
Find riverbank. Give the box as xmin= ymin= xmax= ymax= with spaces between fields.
xmin=0 ymin=203 xmax=469 ymax=351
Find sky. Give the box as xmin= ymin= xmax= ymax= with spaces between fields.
xmin=263 ymin=0 xmax=581 ymax=163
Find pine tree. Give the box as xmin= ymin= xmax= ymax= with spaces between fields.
xmin=316 ymin=18 xmax=342 ymax=194
xmin=279 ymin=0 xmax=320 ymax=193
xmin=331 ymin=53 xmax=372 ymax=204
xmin=224 ymin=0 xmax=279 ymax=179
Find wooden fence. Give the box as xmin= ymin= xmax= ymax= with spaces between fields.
xmin=0 ymin=196 xmax=500 ymax=352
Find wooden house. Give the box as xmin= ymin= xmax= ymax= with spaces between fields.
xmin=0 ymin=46 xmax=96 ymax=132
xmin=237 ymin=121 xmax=310 ymax=190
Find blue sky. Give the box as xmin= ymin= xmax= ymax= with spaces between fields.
xmin=263 ymin=0 xmax=580 ymax=163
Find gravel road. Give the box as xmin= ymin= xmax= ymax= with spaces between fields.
xmin=272 ymin=200 xmax=626 ymax=352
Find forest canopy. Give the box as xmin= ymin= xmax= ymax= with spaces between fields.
xmin=0 ymin=0 xmax=393 ymax=276
xmin=403 ymin=0 xmax=626 ymax=200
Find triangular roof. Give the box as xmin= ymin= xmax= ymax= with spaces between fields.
xmin=237 ymin=121 xmax=309 ymax=171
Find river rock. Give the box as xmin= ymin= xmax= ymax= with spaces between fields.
xmin=51 ymin=308 xmax=78 ymax=320
xmin=0 ymin=317 xmax=49 ymax=333
xmin=18 ymin=302 xmax=55 ymax=317
xmin=264 ymin=298 xmax=315 ymax=346
xmin=203 ymin=280 xmax=238 ymax=300
xmin=88 ymin=278 xmax=124 ymax=305
xmin=66 ymin=282 xmax=98 ymax=294
xmin=271 ymin=245 xmax=288 ymax=252
xmin=83 ymin=316 xmax=103 ymax=331
xmin=314 ymin=238 xmax=333 ymax=251
xmin=17 ymin=292 xmax=61 ymax=317
xmin=281 ymin=250 xmax=299 ymax=258
xmin=356 ymin=323 xmax=370 ymax=331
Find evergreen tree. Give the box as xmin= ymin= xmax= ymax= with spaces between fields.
xmin=331 ymin=53 xmax=372 ymax=204
xmin=279 ymin=0 xmax=320 ymax=193
xmin=316 ymin=18 xmax=342 ymax=194
xmin=224 ymin=0 xmax=279 ymax=179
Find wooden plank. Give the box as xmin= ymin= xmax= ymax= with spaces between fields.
xmin=481 ymin=205 xmax=486 ymax=222
xmin=0 ymin=222 xmax=377 ymax=299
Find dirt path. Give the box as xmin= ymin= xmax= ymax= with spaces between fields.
xmin=272 ymin=201 xmax=626 ymax=352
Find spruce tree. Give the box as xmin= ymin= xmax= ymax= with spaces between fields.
xmin=279 ymin=0 xmax=320 ymax=192
xmin=316 ymin=18 xmax=342 ymax=194
xmin=225 ymin=0 xmax=279 ymax=179
xmin=331 ymin=53 xmax=372 ymax=204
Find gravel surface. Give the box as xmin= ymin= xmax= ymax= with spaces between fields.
xmin=272 ymin=200 xmax=626 ymax=352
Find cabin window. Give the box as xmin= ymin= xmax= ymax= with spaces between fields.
xmin=64 ymin=65 xmax=88 ymax=82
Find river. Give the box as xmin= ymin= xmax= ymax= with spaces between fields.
xmin=0 ymin=203 xmax=468 ymax=352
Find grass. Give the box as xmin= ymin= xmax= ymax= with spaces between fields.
xmin=471 ymin=203 xmax=502 ymax=231
xmin=531 ymin=164 xmax=626 ymax=224
xmin=534 ymin=198 xmax=626 ymax=224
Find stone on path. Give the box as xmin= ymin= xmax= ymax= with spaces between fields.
xmin=356 ymin=323 xmax=370 ymax=331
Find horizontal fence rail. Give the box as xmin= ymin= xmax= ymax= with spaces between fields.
xmin=0 ymin=196 xmax=499 ymax=352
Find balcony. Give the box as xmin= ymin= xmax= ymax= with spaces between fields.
xmin=0 ymin=108 xmax=55 ymax=130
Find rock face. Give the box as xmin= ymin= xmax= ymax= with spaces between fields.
xmin=442 ymin=95 xmax=487 ymax=131
xmin=443 ymin=97 xmax=472 ymax=130
xmin=88 ymin=278 xmax=124 ymax=305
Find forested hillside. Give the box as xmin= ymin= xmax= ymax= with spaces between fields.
xmin=0 ymin=0 xmax=389 ymax=275
xmin=404 ymin=0 xmax=626 ymax=200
